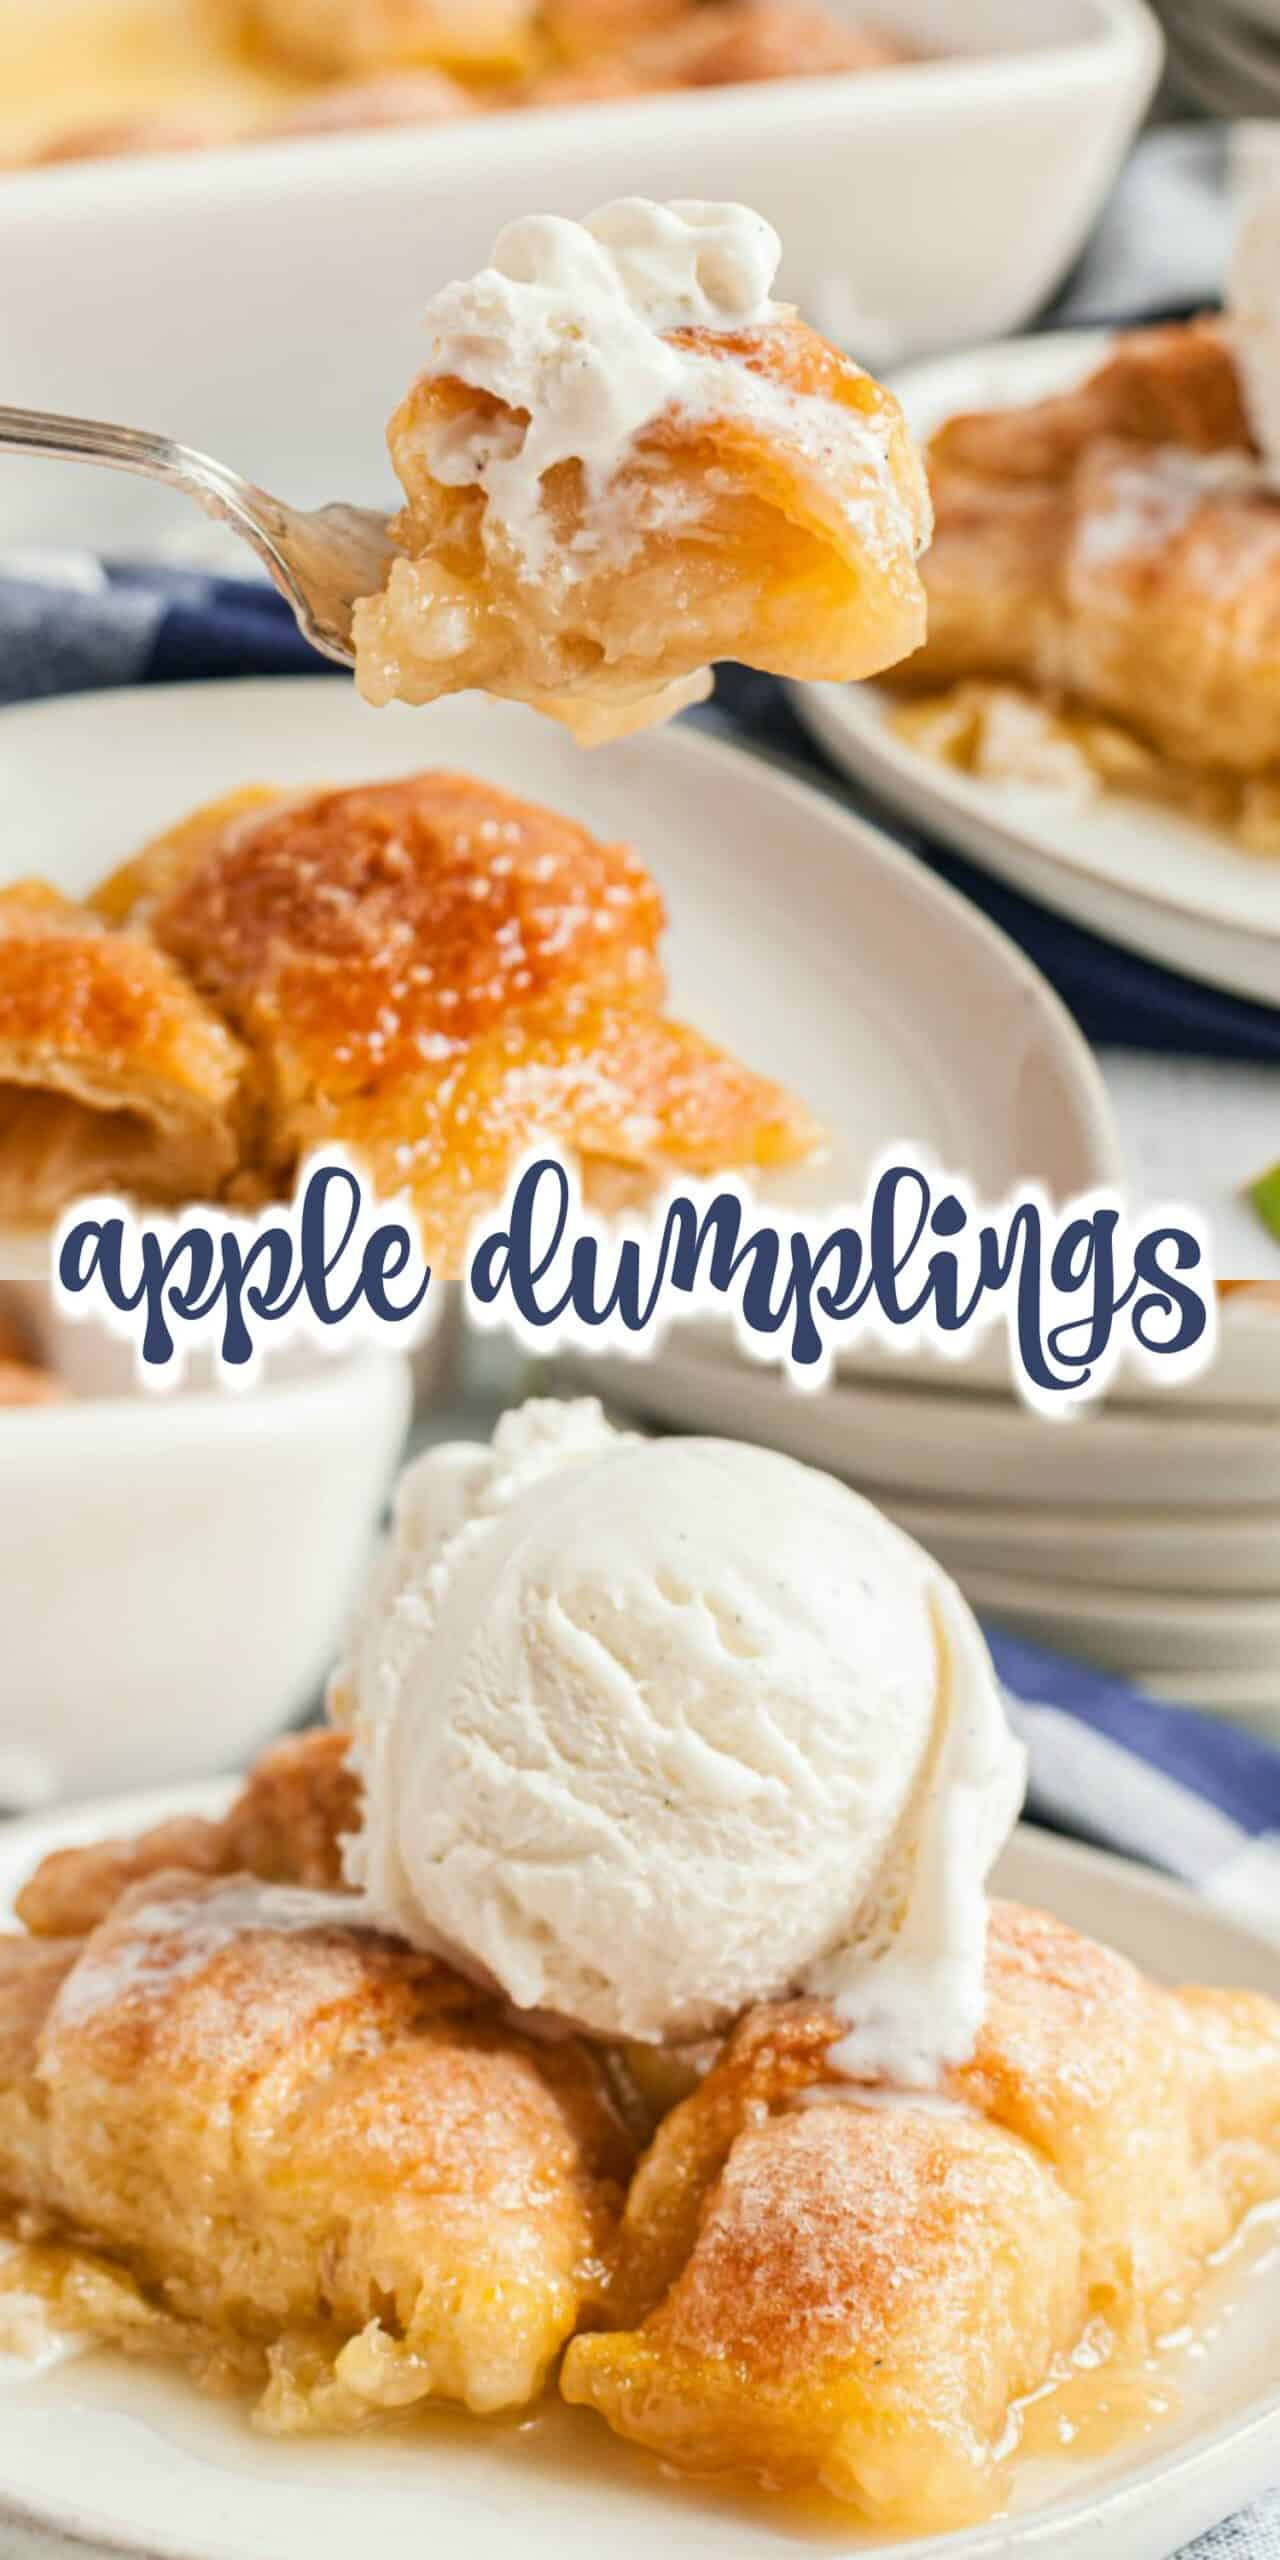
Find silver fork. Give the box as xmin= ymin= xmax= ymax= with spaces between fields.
xmin=0 ymin=405 xmax=400 ymax=666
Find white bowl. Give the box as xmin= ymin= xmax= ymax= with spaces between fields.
xmin=1227 ymin=0 xmax=1280 ymax=44
xmin=832 ymin=1287 xmax=1280 ymax=1410
xmin=0 ymin=1349 xmax=412 ymax=1806
xmin=959 ymin=1568 xmax=1280 ymax=1679
xmin=876 ymin=1488 xmax=1280 ymax=1597
xmin=0 ymin=0 xmax=1161 ymax=553
xmin=1140 ymin=1665 xmax=1280 ymax=1721
xmin=565 ymin=1340 xmax=1280 ymax=1506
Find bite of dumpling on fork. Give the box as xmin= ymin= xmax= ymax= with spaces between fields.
xmin=0 ymin=196 xmax=943 ymax=1265
xmin=3 ymin=1406 xmax=1279 ymax=2534
xmin=352 ymin=195 xmax=932 ymax=742
xmin=2 ymin=193 xmax=929 ymax=740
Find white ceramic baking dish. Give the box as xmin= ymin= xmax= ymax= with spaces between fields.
xmin=0 ymin=0 xmax=1160 ymax=553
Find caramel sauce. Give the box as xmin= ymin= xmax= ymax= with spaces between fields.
xmin=1013 ymin=2202 xmax=1280 ymax=2477
xmin=1 ymin=2204 xmax=1276 ymax=2541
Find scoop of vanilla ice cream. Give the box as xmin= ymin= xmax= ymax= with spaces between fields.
xmin=337 ymin=1400 xmax=1024 ymax=2079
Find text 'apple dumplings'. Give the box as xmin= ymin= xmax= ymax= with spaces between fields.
xmin=352 ymin=198 xmax=932 ymax=742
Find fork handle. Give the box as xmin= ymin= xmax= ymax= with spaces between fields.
xmin=0 ymin=403 xmax=273 ymax=539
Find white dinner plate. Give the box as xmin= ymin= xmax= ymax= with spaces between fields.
xmin=832 ymin=1286 xmax=1280 ymax=1408
xmin=1141 ymin=1664 xmax=1280 ymax=1721
xmin=561 ymin=1339 xmax=1280 ymax=1506
xmin=961 ymin=1568 xmax=1280 ymax=1677
xmin=1156 ymin=13 xmax=1278 ymax=115
xmin=0 ymin=676 xmax=1119 ymax=1280
xmin=791 ymin=330 xmax=1280 ymax=1011
xmin=0 ymin=1786 xmax=1276 ymax=2560
xmin=1159 ymin=0 xmax=1280 ymax=110
xmin=875 ymin=1486 xmax=1280 ymax=1595
xmin=1226 ymin=0 xmax=1280 ymax=46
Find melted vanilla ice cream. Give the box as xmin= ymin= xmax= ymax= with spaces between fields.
xmin=1231 ymin=171 xmax=1280 ymax=475
xmin=408 ymin=199 xmax=780 ymax=577
xmin=399 ymin=196 xmax=916 ymax=580
xmin=356 ymin=195 xmax=930 ymax=740
xmin=337 ymin=1401 xmax=1025 ymax=2085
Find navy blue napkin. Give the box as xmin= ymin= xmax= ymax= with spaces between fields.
xmin=987 ymin=1623 xmax=1280 ymax=1889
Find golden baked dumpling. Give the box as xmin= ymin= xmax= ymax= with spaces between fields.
xmin=636 ymin=3 xmax=907 ymax=84
xmin=0 ymin=766 xmax=813 ymax=1251
xmin=103 ymin=772 xmax=818 ymax=1271
xmin=247 ymin=0 xmax=539 ymax=75
xmin=0 ymin=1870 xmax=633 ymax=2427
xmin=540 ymin=0 xmax=693 ymax=55
xmin=563 ymin=1902 xmax=1280 ymax=2529
xmin=353 ymin=199 xmax=930 ymax=742
xmin=266 ymin=68 xmax=475 ymax=132
xmin=888 ymin=319 xmax=1280 ymax=835
xmin=0 ymin=880 xmax=245 ymax=1226
xmin=539 ymin=0 xmax=904 ymax=80
xmin=15 ymin=1731 xmax=359 ymax=1939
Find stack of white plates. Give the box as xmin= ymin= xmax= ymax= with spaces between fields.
xmin=561 ymin=1292 xmax=1280 ymax=1739
xmin=1156 ymin=0 xmax=1280 ymax=113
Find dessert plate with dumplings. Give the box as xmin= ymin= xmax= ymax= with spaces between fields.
xmin=0 ymin=1767 xmax=1277 ymax=2557
xmin=796 ymin=321 xmax=1280 ymax=1009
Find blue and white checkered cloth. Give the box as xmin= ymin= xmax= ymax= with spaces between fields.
xmin=990 ymin=1626 xmax=1280 ymax=1931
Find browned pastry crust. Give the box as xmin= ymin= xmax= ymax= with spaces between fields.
xmin=8 ymin=1786 xmax=1280 ymax=2515
xmin=246 ymin=0 xmax=538 ymax=76
xmin=898 ymin=438 xmax=1280 ymax=779
xmin=533 ymin=1 xmax=905 ymax=91
xmin=97 ymin=773 xmax=818 ymax=1268
xmin=0 ymin=881 xmax=246 ymax=1226
xmin=28 ymin=116 xmax=213 ymax=163
xmin=0 ymin=1308 xmax=34 ymax=1369
xmin=357 ymin=316 xmax=930 ymax=735
xmin=0 ymin=1302 xmax=65 ymax=1405
xmin=540 ymin=0 xmax=693 ymax=55
xmin=0 ymin=1870 xmax=634 ymax=2426
xmin=265 ymin=68 xmax=474 ymax=131
xmin=0 ymin=771 xmax=814 ymax=1261
xmin=564 ymin=1901 xmax=1280 ymax=2526
xmin=16 ymin=1731 xmax=358 ymax=1938
xmin=650 ymin=3 xmax=906 ymax=84
xmin=890 ymin=319 xmax=1280 ymax=818
xmin=0 ymin=1359 xmax=66 ymax=1406
xmin=7 ymin=0 xmax=910 ymax=168
xmin=927 ymin=318 xmax=1254 ymax=488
